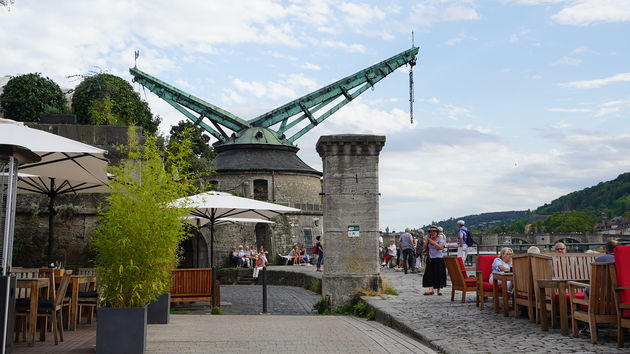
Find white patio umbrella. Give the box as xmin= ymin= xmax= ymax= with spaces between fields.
xmin=0 ymin=119 xmax=108 ymax=264
xmin=173 ymin=191 xmax=299 ymax=306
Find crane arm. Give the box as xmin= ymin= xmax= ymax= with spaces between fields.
xmin=129 ymin=67 xmax=251 ymax=141
xmin=247 ymin=46 xmax=419 ymax=142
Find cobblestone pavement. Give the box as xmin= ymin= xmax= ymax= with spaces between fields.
xmin=362 ymin=267 xmax=630 ymax=353
xmin=146 ymin=314 xmax=436 ymax=353
xmin=220 ymin=285 xmax=320 ymax=315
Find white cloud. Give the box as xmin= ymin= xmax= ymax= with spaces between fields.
xmin=551 ymin=0 xmax=630 ymax=26
xmin=410 ymin=1 xmax=481 ymax=27
xmin=338 ymin=2 xmax=385 ymax=27
xmin=300 ymin=62 xmax=321 ymax=71
xmin=572 ymin=46 xmax=588 ymax=54
xmin=559 ymin=72 xmax=630 ymax=88
xmin=444 ymin=104 xmax=471 ymax=120
xmin=232 ymin=73 xmax=318 ymax=101
xmin=595 ymin=106 xmax=620 ymax=117
xmin=445 ymin=32 xmax=476 ymax=45
xmin=553 ymin=56 xmax=582 ymax=66
xmin=264 ymin=51 xmax=297 ymax=61
xmin=546 ymin=108 xmax=591 ymax=112
xmin=320 ymin=40 xmax=366 ymax=53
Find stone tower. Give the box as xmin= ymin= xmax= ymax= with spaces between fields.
xmin=316 ymin=134 xmax=385 ymax=307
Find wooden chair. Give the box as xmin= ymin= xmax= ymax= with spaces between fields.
xmin=568 ymin=263 xmax=616 ymax=344
xmin=610 ymin=245 xmax=630 ymax=348
xmin=445 ymin=256 xmax=477 ymax=303
xmin=12 ymin=268 xmax=39 ymax=342
xmin=16 ymin=271 xmax=71 ymax=345
xmin=476 ymin=255 xmax=499 ymax=310
xmin=512 ymin=254 xmax=536 ymax=322
xmin=76 ymin=268 xmax=98 ymax=325
xmin=171 ymin=268 xmax=220 ymax=307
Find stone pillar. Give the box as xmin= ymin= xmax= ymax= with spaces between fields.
xmin=316 ymin=134 xmax=385 ymax=308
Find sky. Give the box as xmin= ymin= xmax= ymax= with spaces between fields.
xmin=2 ymin=0 xmax=630 ymax=231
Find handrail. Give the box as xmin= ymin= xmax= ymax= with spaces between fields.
xmin=472 ymin=241 xmax=630 ymax=255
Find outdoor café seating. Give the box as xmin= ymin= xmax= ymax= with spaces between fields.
xmin=610 ymin=245 xmax=630 ymax=347
xmin=512 ymin=254 xmax=536 ymax=322
xmin=476 ymin=254 xmax=500 ymax=310
xmin=444 ymin=256 xmax=477 ymax=303
xmin=568 ymin=262 xmax=616 ymax=344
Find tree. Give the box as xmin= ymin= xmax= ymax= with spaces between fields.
xmin=71 ymin=73 xmax=160 ymax=133
xmin=94 ymin=129 xmax=196 ymax=308
xmin=0 ymin=73 xmax=66 ymax=122
xmin=540 ymin=211 xmax=596 ymax=233
xmin=167 ymin=121 xmax=215 ymax=180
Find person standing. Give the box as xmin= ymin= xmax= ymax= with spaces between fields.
xmin=414 ymin=230 xmax=425 ymax=271
xmin=378 ymin=233 xmax=385 ymax=265
xmin=398 ymin=228 xmax=415 ymax=274
xmin=456 ymin=220 xmax=469 ymax=263
xmin=422 ymin=226 xmax=446 ymax=295
xmin=252 ymin=246 xmax=268 ymax=279
xmin=315 ymin=236 xmax=324 ymax=272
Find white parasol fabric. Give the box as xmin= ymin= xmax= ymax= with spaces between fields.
xmin=0 ymin=118 xmax=109 ymax=264
xmin=186 ymin=216 xmax=274 ymax=227
xmin=174 ymin=191 xmax=299 ymax=307
xmin=0 ymin=118 xmax=108 ymax=185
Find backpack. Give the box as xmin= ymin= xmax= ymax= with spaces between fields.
xmin=311 ymin=245 xmax=318 ymax=254
xmin=464 ymin=229 xmax=474 ymax=247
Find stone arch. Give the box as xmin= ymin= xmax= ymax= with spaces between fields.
xmin=255 ymin=222 xmax=273 ymax=255
xmin=178 ymin=229 xmax=209 ymax=268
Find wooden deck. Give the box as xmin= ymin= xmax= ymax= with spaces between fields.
xmin=12 ymin=322 xmax=95 ymax=353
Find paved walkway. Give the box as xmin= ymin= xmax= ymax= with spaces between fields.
xmin=146 ymin=315 xmax=435 ymax=353
xmin=362 ymin=267 xmax=629 ymax=353
xmin=219 ymin=285 xmax=320 ymax=314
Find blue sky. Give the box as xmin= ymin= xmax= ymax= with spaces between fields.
xmin=2 ymin=0 xmax=630 ymax=230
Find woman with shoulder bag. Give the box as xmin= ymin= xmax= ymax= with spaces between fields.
xmin=421 ymin=225 xmax=446 ymax=295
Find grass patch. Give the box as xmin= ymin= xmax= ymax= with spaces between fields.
xmin=211 ymin=306 xmax=222 ymax=315
xmin=366 ymin=311 xmax=376 ymax=321
xmin=309 ymin=279 xmax=322 ymax=294
xmin=169 ymin=308 xmax=188 ymax=314
xmin=357 ymin=288 xmax=379 ymax=297
xmin=383 ymin=287 xmax=398 ymax=296
xmin=313 ymin=299 xmax=326 ymax=314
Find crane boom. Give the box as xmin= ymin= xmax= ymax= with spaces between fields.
xmin=129 ymin=46 xmax=419 ymax=147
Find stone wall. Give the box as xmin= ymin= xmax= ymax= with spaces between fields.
xmin=12 ymin=124 xmax=142 ymax=269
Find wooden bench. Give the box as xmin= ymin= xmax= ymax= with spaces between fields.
xmin=170 ymin=268 xmax=220 ymax=307
xmin=512 ymin=254 xmax=535 ymax=322
xmin=533 ymin=253 xmax=599 ymax=335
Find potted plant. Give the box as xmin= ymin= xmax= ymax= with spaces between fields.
xmin=93 ymin=129 xmax=195 ymax=353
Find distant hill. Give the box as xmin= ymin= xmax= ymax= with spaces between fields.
xmin=420 ymin=210 xmax=529 ymax=234
xmin=533 ymin=172 xmax=630 ymax=218
xmin=426 ymin=172 xmax=630 ymax=233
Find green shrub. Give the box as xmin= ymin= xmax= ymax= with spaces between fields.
xmin=333 ymin=304 xmax=354 ymax=315
xmin=211 ymin=306 xmax=222 ymax=315
xmin=94 ymin=129 xmax=196 ymax=308
xmin=383 ymin=287 xmax=398 ymax=296
xmin=353 ymin=300 xmax=368 ymax=317
xmin=366 ymin=311 xmax=376 ymax=321
xmin=309 ymin=279 xmax=322 ymax=294
xmin=313 ymin=299 xmax=326 ymax=314
xmin=0 ymin=73 xmax=66 ymax=122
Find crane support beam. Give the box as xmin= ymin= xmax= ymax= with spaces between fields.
xmin=248 ymin=47 xmax=419 ymax=134
xmin=129 ymin=67 xmax=251 ymax=133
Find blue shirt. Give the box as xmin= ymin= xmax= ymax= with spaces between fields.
xmin=428 ymin=238 xmax=445 ymax=259
xmin=399 ymin=232 xmax=414 ymax=250
xmin=594 ymin=254 xmax=614 ymax=262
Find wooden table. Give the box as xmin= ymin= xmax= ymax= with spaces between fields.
xmin=16 ymin=278 xmax=49 ymax=346
xmin=536 ymin=278 xmax=588 ymax=336
xmin=68 ymin=275 xmax=97 ymax=331
xmin=492 ymin=272 xmax=513 ymax=317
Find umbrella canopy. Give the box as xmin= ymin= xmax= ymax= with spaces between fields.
xmin=186 ymin=216 xmax=274 ymax=227
xmin=174 ymin=191 xmax=299 ymax=307
xmin=0 ymin=119 xmax=109 ymax=264
xmin=0 ymin=119 xmax=108 ymax=185
xmin=175 ymin=191 xmax=300 ymax=220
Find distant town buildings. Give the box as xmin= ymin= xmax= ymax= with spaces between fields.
xmin=594 ymin=216 xmax=630 ymax=235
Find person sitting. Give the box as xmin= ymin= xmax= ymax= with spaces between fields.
xmin=252 ymin=246 xmax=268 ymax=279
xmin=489 ymin=247 xmax=513 ymax=292
xmin=527 ymin=246 xmax=541 ymax=254
xmin=383 ymin=240 xmax=397 ymax=268
xmin=595 ymin=239 xmax=617 ymax=262
xmin=243 ymin=246 xmax=252 ymax=268
xmin=236 ymin=245 xmax=247 ymax=267
xmin=554 ymin=242 xmax=567 ymax=253
xmin=230 ymin=247 xmax=243 ymax=267
xmin=292 ymin=245 xmax=302 ymax=265
xmin=299 ymin=245 xmax=311 ymax=265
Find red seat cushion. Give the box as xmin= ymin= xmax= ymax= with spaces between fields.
xmin=614 ymin=246 xmax=630 ymax=317
xmin=465 ymin=281 xmax=477 ymax=287
xmin=477 ymin=255 xmax=496 ymax=283
xmin=482 ymin=281 xmax=501 ymax=292
xmin=457 ymin=257 xmax=469 ymax=279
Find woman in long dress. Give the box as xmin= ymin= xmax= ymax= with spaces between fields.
xmin=422 ymin=225 xmax=446 ymax=295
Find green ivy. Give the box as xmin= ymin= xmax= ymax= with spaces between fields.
xmin=94 ymin=128 xmax=196 ymax=308
xmin=0 ymin=73 xmax=66 ymax=122
xmin=71 ymin=73 xmax=160 ymax=133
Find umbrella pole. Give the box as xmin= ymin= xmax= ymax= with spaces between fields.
xmin=210 ymin=214 xmax=216 ymax=308
xmin=47 ymin=186 xmax=56 ymax=266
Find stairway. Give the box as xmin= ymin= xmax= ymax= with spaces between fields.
xmin=235 ymin=269 xmax=258 ymax=285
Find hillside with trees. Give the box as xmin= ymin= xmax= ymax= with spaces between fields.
xmin=428 ymin=172 xmax=630 ymax=233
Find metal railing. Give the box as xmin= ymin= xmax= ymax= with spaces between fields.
xmin=473 ymin=241 xmax=630 ymax=255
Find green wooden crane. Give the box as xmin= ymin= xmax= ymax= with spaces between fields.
xmin=129 ymin=47 xmax=419 ymax=148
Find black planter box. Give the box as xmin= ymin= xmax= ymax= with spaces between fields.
xmin=96 ymin=306 xmax=147 ymax=354
xmin=147 ymin=293 xmax=170 ymax=324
